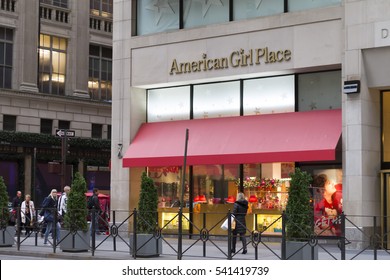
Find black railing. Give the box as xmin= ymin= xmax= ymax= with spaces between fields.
xmin=2 ymin=207 xmax=390 ymax=260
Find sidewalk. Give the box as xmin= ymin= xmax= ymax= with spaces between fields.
xmin=1 ymin=234 xmax=390 ymax=260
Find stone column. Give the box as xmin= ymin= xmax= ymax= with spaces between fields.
xmin=24 ymin=154 xmax=32 ymax=196
xmin=68 ymin=0 xmax=89 ymax=97
xmin=17 ymin=0 xmax=39 ymax=92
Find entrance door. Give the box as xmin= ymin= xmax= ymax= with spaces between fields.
xmin=380 ymin=171 xmax=390 ymax=249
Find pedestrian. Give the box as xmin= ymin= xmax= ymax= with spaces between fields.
xmin=41 ymin=189 xmax=60 ymax=244
xmin=88 ymin=188 xmax=102 ymax=235
xmin=11 ymin=191 xmax=22 ymax=229
xmin=21 ymin=194 xmax=35 ymax=236
xmin=58 ymin=185 xmax=70 ymax=227
xmin=231 ymin=192 xmax=248 ymax=254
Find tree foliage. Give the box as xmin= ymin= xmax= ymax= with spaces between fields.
xmin=137 ymin=172 xmax=158 ymax=234
xmin=0 ymin=176 xmax=10 ymax=229
xmin=285 ymin=168 xmax=313 ymax=240
xmin=64 ymin=172 xmax=88 ymax=231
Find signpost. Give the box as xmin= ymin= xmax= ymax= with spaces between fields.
xmin=56 ymin=129 xmax=75 ymax=188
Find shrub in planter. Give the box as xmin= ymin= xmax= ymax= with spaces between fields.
xmin=130 ymin=171 xmax=161 ymax=257
xmin=0 ymin=176 xmax=15 ymax=247
xmin=284 ymin=168 xmax=317 ymax=259
xmin=61 ymin=172 xmax=89 ymax=252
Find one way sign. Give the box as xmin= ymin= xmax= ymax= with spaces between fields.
xmin=56 ymin=129 xmax=75 ymax=138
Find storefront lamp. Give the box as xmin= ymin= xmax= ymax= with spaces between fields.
xmin=226 ymin=196 xmax=236 ymax=203
xmin=199 ymin=195 xmax=207 ymax=203
xmin=249 ymin=195 xmax=257 ymax=203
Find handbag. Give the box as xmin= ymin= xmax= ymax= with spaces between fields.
xmin=220 ymin=215 xmax=235 ymax=231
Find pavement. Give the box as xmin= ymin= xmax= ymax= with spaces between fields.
xmin=1 ymin=232 xmax=390 ymax=260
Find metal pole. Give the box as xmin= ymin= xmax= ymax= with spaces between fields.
xmin=180 ymin=128 xmax=189 ymax=212
xmin=61 ymin=130 xmax=68 ymax=189
xmin=281 ymin=211 xmax=286 ymax=260
xmin=341 ymin=212 xmax=346 ymax=260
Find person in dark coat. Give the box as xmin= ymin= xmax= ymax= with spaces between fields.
xmin=232 ymin=192 xmax=248 ymax=254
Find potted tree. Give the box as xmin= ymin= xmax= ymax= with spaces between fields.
xmin=60 ymin=172 xmax=90 ymax=252
xmin=284 ymin=167 xmax=318 ymax=259
xmin=0 ymin=176 xmax=15 ymax=247
xmin=130 ymin=171 xmax=161 ymax=257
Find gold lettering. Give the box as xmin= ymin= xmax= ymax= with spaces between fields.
xmin=191 ymin=61 xmax=198 ymax=72
xmin=276 ymin=51 xmax=284 ymax=62
xmin=170 ymin=59 xmax=181 ymax=74
xmin=284 ymin=50 xmax=292 ymax=61
xmin=230 ymin=51 xmax=240 ymax=67
xmin=255 ymin=48 xmax=265 ymax=64
xmin=220 ymin=57 xmax=228 ymax=69
xmin=181 ymin=62 xmax=191 ymax=73
xmin=268 ymin=51 xmax=277 ymax=63
xmin=207 ymin=59 xmax=213 ymax=70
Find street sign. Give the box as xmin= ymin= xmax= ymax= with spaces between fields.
xmin=56 ymin=129 xmax=75 ymax=138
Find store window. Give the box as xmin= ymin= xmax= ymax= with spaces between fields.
xmin=38 ymin=34 xmax=67 ymax=95
xmin=3 ymin=115 xmax=16 ymax=131
xmin=297 ymin=70 xmax=341 ymax=111
xmin=0 ymin=27 xmax=13 ymax=89
xmin=137 ymin=0 xmax=179 ymax=35
xmin=183 ymin=0 xmax=229 ymax=29
xmin=288 ymin=0 xmax=341 ymax=12
xmin=88 ymin=45 xmax=112 ymax=101
xmin=233 ymin=0 xmax=284 ymax=21
xmin=40 ymin=0 xmax=68 ymax=8
xmin=193 ymin=81 xmax=240 ymax=119
xmin=243 ymin=75 xmax=295 ymax=115
xmin=382 ymin=91 xmax=390 ymax=163
xmin=92 ymin=123 xmax=103 ymax=139
xmin=40 ymin=119 xmax=53 ymax=134
xmin=147 ymin=86 xmax=190 ymax=122
xmin=90 ymin=0 xmax=113 ymax=17
xmin=58 ymin=120 xmax=70 ymax=130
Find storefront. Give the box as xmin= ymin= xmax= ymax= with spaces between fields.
xmin=112 ymin=1 xmax=390 ymax=244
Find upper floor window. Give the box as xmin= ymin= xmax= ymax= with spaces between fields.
xmin=107 ymin=125 xmax=111 ymax=140
xmin=58 ymin=120 xmax=70 ymax=130
xmin=0 ymin=27 xmax=13 ymax=89
xmin=90 ymin=0 xmax=113 ymax=18
xmin=38 ymin=34 xmax=67 ymax=95
xmin=89 ymin=45 xmax=112 ymax=101
xmin=92 ymin=123 xmax=103 ymax=139
xmin=3 ymin=115 xmax=16 ymax=131
xmin=41 ymin=119 xmax=53 ymax=134
xmin=40 ymin=0 xmax=68 ymax=8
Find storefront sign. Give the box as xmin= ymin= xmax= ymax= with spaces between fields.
xmin=169 ymin=47 xmax=292 ymax=75
xmin=375 ymin=21 xmax=390 ymax=47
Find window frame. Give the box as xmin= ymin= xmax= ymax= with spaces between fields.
xmin=92 ymin=123 xmax=103 ymax=139
xmin=88 ymin=44 xmax=112 ymax=101
xmin=40 ymin=118 xmax=53 ymax=134
xmin=0 ymin=27 xmax=13 ymax=89
xmin=3 ymin=115 xmax=16 ymax=131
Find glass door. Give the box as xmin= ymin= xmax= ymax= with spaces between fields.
xmin=380 ymin=171 xmax=390 ymax=249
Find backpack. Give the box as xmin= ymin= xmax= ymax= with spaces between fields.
xmin=87 ymin=196 xmax=94 ymax=210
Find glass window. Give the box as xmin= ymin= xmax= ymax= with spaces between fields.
xmin=40 ymin=119 xmax=53 ymax=134
xmin=288 ymin=0 xmax=341 ymax=12
xmin=40 ymin=0 xmax=68 ymax=8
xmin=58 ymin=120 xmax=70 ymax=130
xmin=3 ymin=115 xmax=16 ymax=131
xmin=298 ymin=70 xmax=341 ymax=111
xmin=92 ymin=123 xmax=103 ymax=139
xmin=243 ymin=75 xmax=295 ymax=115
xmin=90 ymin=0 xmax=113 ymax=18
xmin=233 ymin=0 xmax=284 ymax=21
xmin=38 ymin=34 xmax=67 ymax=95
xmin=193 ymin=81 xmax=240 ymax=119
xmin=88 ymin=45 xmax=112 ymax=102
xmin=383 ymin=91 xmax=390 ymax=162
xmin=183 ymin=0 xmax=229 ymax=29
xmin=147 ymin=86 xmax=190 ymax=122
xmin=107 ymin=125 xmax=111 ymax=140
xmin=0 ymin=27 xmax=13 ymax=89
xmin=137 ymin=0 xmax=179 ymax=35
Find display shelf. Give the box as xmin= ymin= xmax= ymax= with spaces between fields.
xmin=158 ymin=208 xmax=190 ymax=232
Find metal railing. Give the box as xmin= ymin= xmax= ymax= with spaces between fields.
xmin=2 ymin=207 xmax=390 ymax=260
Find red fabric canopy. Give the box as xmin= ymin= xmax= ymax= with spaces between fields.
xmin=122 ymin=109 xmax=341 ymax=167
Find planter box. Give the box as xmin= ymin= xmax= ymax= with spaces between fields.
xmin=60 ymin=230 xmax=90 ymax=252
xmin=285 ymin=241 xmax=318 ymax=260
xmin=130 ymin=233 xmax=162 ymax=258
xmin=0 ymin=226 xmax=15 ymax=247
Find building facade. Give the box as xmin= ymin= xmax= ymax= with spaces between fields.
xmin=0 ymin=0 xmax=113 ymax=206
xmin=113 ymin=0 xmax=390 ymax=237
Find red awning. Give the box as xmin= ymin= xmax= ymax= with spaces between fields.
xmin=122 ymin=109 xmax=341 ymax=167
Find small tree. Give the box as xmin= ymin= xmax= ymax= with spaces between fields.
xmin=64 ymin=172 xmax=88 ymax=231
xmin=0 ymin=177 xmax=9 ymax=229
xmin=285 ymin=168 xmax=313 ymax=241
xmin=137 ymin=172 xmax=158 ymax=234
